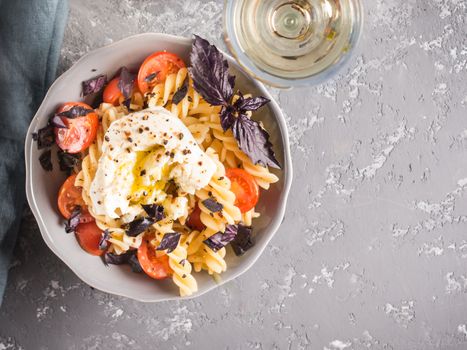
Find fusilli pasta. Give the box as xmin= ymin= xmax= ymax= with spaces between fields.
xmin=72 ymin=65 xmax=278 ymax=296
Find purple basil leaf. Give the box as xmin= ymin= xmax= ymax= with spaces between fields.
xmin=228 ymin=75 xmax=236 ymax=91
xmin=125 ymin=217 xmax=155 ymax=237
xmin=235 ymin=95 xmax=270 ymax=112
xmin=104 ymin=249 xmax=141 ymax=272
xmin=91 ymin=90 xmax=104 ymax=109
xmin=39 ymin=150 xmax=53 ymax=171
xmin=203 ymin=224 xmax=238 ymax=252
xmin=57 ymin=150 xmax=80 ymax=172
xmin=202 ymin=198 xmax=223 ymax=213
xmin=144 ymin=71 xmax=159 ymax=83
xmin=65 ymin=206 xmax=81 ymax=233
xmin=118 ymin=67 xmax=135 ymax=99
xmin=232 ymin=114 xmax=281 ymax=169
xmin=82 ymin=74 xmax=107 ymax=96
xmin=172 ymin=76 xmax=189 ymax=105
xmin=50 ymin=115 xmax=68 ymax=129
xmin=141 ymin=204 xmax=165 ymax=222
xmin=33 ymin=125 xmax=55 ymax=149
xmin=99 ymin=229 xmax=111 ymax=250
xmin=103 ymin=250 xmax=134 ymax=266
xmin=189 ymin=35 xmax=234 ymax=106
xmin=128 ymin=253 xmax=143 ymax=273
xmin=231 ymin=224 xmax=254 ymax=256
xmin=220 ymin=105 xmax=235 ymax=131
xmin=57 ymin=106 xmax=93 ymax=118
xmin=156 ymin=232 xmax=181 ymax=253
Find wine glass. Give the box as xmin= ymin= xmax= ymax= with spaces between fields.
xmin=224 ymin=0 xmax=363 ymax=88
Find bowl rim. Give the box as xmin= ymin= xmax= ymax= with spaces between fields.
xmin=25 ymin=32 xmax=293 ymax=302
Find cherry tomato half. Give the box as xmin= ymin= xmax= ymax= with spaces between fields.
xmin=226 ymin=168 xmax=260 ymax=213
xmin=103 ymin=77 xmax=123 ymax=106
xmin=186 ymin=204 xmax=205 ymax=232
xmin=54 ymin=102 xmax=98 ymax=153
xmin=103 ymin=77 xmax=139 ymax=106
xmin=137 ymin=52 xmax=185 ymax=94
xmin=137 ymin=237 xmax=172 ymax=280
xmin=75 ymin=220 xmax=104 ymax=256
xmin=57 ymin=174 xmax=93 ymax=222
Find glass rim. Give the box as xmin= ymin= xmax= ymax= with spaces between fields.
xmin=223 ymin=0 xmax=365 ymax=88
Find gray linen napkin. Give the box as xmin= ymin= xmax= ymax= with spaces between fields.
xmin=0 ymin=0 xmax=68 ymax=304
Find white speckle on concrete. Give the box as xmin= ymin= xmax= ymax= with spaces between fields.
xmin=0 ymin=336 xmax=24 ymax=350
xmin=445 ymin=272 xmax=467 ymax=294
xmin=357 ymin=121 xmax=415 ymax=179
xmin=418 ymin=236 xmax=445 ymax=257
xmin=36 ymin=306 xmax=51 ymax=322
xmin=15 ymin=278 xmax=28 ymax=292
xmin=384 ymin=300 xmax=415 ymax=328
xmin=392 ymin=225 xmax=409 ymax=238
xmin=327 ymin=339 xmax=352 ymax=350
xmin=112 ymin=308 xmax=124 ymax=318
xmin=155 ymin=306 xmax=193 ymax=341
xmin=458 ymin=324 xmax=467 ymax=338
xmin=110 ymin=332 xmax=137 ymax=347
xmin=311 ymin=262 xmax=351 ymax=290
xmin=305 ymin=220 xmax=345 ymax=249
xmin=271 ymin=266 xmax=297 ymax=312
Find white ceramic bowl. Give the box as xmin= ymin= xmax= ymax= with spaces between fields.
xmin=25 ymin=33 xmax=293 ymax=302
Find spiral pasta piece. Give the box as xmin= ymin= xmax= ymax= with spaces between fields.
xmin=108 ymin=231 xmax=144 ymax=255
xmin=188 ymin=245 xmax=227 ymax=275
xmin=196 ymin=148 xmax=241 ymax=224
xmin=146 ymin=68 xmax=214 ymax=119
xmin=184 ymin=116 xmax=211 ymax=146
xmin=167 ymin=234 xmax=197 ymax=296
xmin=203 ymin=246 xmax=227 ymax=274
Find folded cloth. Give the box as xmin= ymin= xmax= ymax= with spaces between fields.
xmin=0 ymin=0 xmax=68 ymax=305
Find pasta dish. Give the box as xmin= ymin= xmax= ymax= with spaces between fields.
xmin=32 ymin=36 xmax=281 ymax=296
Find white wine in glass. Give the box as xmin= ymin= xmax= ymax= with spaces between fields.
xmin=224 ymin=0 xmax=363 ymax=87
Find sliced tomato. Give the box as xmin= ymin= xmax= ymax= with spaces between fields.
xmin=55 ymin=102 xmax=98 ymax=153
xmin=75 ymin=220 xmax=104 ymax=256
xmin=137 ymin=52 xmax=185 ymax=93
xmin=137 ymin=237 xmax=172 ymax=280
xmin=226 ymin=168 xmax=260 ymax=213
xmin=103 ymin=77 xmax=122 ymax=105
xmin=57 ymin=174 xmax=93 ymax=222
xmin=103 ymin=77 xmax=139 ymax=105
xmin=186 ymin=204 xmax=205 ymax=231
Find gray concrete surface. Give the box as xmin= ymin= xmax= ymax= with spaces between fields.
xmin=1 ymin=0 xmax=467 ymax=349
